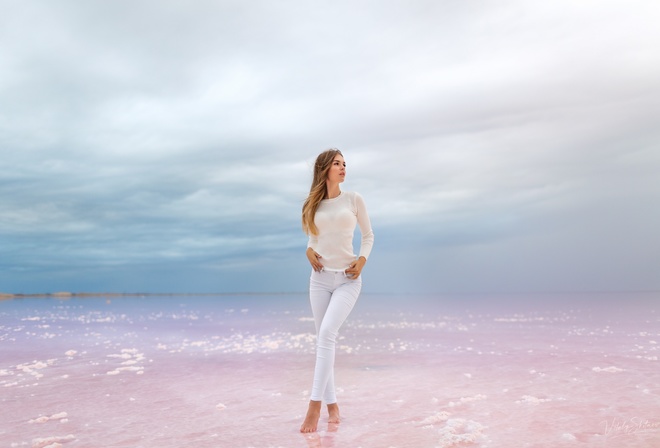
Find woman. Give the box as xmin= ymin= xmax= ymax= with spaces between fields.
xmin=299 ymin=148 xmax=375 ymax=433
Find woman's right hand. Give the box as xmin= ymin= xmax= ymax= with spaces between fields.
xmin=307 ymin=248 xmax=324 ymax=272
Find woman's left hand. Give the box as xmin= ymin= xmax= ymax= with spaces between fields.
xmin=345 ymin=257 xmax=366 ymax=279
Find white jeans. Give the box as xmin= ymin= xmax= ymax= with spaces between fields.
xmin=308 ymin=269 xmax=362 ymax=403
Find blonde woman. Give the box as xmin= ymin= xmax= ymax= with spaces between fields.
xmin=300 ymin=149 xmax=375 ymax=433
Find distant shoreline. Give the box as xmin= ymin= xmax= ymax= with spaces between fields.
xmin=2 ymin=290 xmax=657 ymax=301
xmin=0 ymin=291 xmax=305 ymax=300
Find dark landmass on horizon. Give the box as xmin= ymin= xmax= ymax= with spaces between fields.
xmin=0 ymin=291 xmax=304 ymax=300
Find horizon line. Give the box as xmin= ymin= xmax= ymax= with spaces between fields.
xmin=2 ymin=289 xmax=659 ymax=300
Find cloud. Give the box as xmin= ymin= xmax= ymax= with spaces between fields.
xmin=1 ymin=0 xmax=659 ymax=293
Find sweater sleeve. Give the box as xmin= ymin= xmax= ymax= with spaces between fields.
xmin=354 ymin=193 xmax=374 ymax=260
xmin=307 ymin=232 xmax=318 ymax=250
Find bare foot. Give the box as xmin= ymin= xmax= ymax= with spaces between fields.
xmin=300 ymin=400 xmax=322 ymax=433
xmin=327 ymin=403 xmax=341 ymax=424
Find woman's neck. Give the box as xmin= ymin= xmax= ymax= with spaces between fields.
xmin=326 ymin=183 xmax=341 ymax=199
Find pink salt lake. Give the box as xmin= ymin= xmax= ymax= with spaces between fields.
xmin=1 ymin=292 xmax=658 ymax=447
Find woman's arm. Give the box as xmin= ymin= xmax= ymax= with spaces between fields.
xmin=346 ymin=193 xmax=374 ymax=278
xmin=355 ymin=193 xmax=374 ymax=260
xmin=307 ymin=246 xmax=324 ymax=272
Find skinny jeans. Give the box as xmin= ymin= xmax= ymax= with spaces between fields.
xmin=308 ymin=269 xmax=362 ymax=403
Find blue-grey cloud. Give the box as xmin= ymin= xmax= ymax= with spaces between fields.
xmin=1 ymin=0 xmax=659 ymax=294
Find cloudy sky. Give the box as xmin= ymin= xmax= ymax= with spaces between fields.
xmin=1 ymin=0 xmax=659 ymax=295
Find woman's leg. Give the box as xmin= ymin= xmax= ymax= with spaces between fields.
xmin=302 ymin=273 xmax=361 ymax=433
xmin=310 ymin=277 xmax=362 ymax=402
xmin=309 ymin=276 xmax=339 ymax=424
xmin=301 ymin=271 xmax=332 ymax=433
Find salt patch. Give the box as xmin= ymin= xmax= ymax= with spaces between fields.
xmin=16 ymin=360 xmax=55 ymax=381
xmin=516 ymin=395 xmax=551 ymax=405
xmin=106 ymin=366 xmax=144 ymax=375
xmin=18 ymin=361 xmax=51 ymax=371
xmin=437 ymin=418 xmax=486 ymax=447
xmin=29 ymin=412 xmax=68 ymax=424
xmin=592 ymin=366 xmax=625 ymax=373
xmin=216 ymin=403 xmax=227 ymax=410
xmin=448 ymin=394 xmax=487 ymax=407
xmin=263 ymin=340 xmax=280 ymax=350
xmin=106 ymin=349 xmax=145 ymax=374
xmin=107 ymin=353 xmax=132 ymax=359
xmin=418 ymin=411 xmax=450 ymax=426
xmin=31 ymin=434 xmax=75 ymax=448
xmin=30 ymin=416 xmax=50 ymax=424
xmin=64 ymin=350 xmax=77 ymax=357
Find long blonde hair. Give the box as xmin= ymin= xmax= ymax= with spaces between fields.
xmin=302 ymin=149 xmax=343 ymax=236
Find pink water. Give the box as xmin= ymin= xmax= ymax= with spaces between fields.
xmin=1 ymin=292 xmax=658 ymax=447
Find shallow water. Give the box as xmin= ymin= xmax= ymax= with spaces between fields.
xmin=1 ymin=292 xmax=659 ymax=447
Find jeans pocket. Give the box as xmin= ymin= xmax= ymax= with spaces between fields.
xmin=309 ymin=270 xmax=327 ymax=288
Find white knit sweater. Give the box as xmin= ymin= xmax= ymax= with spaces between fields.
xmin=307 ymin=191 xmax=374 ymax=271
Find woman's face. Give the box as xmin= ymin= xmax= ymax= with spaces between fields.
xmin=326 ymin=154 xmax=346 ymax=184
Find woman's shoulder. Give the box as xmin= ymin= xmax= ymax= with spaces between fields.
xmin=342 ymin=191 xmax=363 ymax=199
xmin=342 ymin=191 xmax=366 ymax=211
xmin=341 ymin=191 xmax=361 ymax=204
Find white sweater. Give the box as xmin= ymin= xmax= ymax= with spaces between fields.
xmin=307 ymin=191 xmax=375 ymax=271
